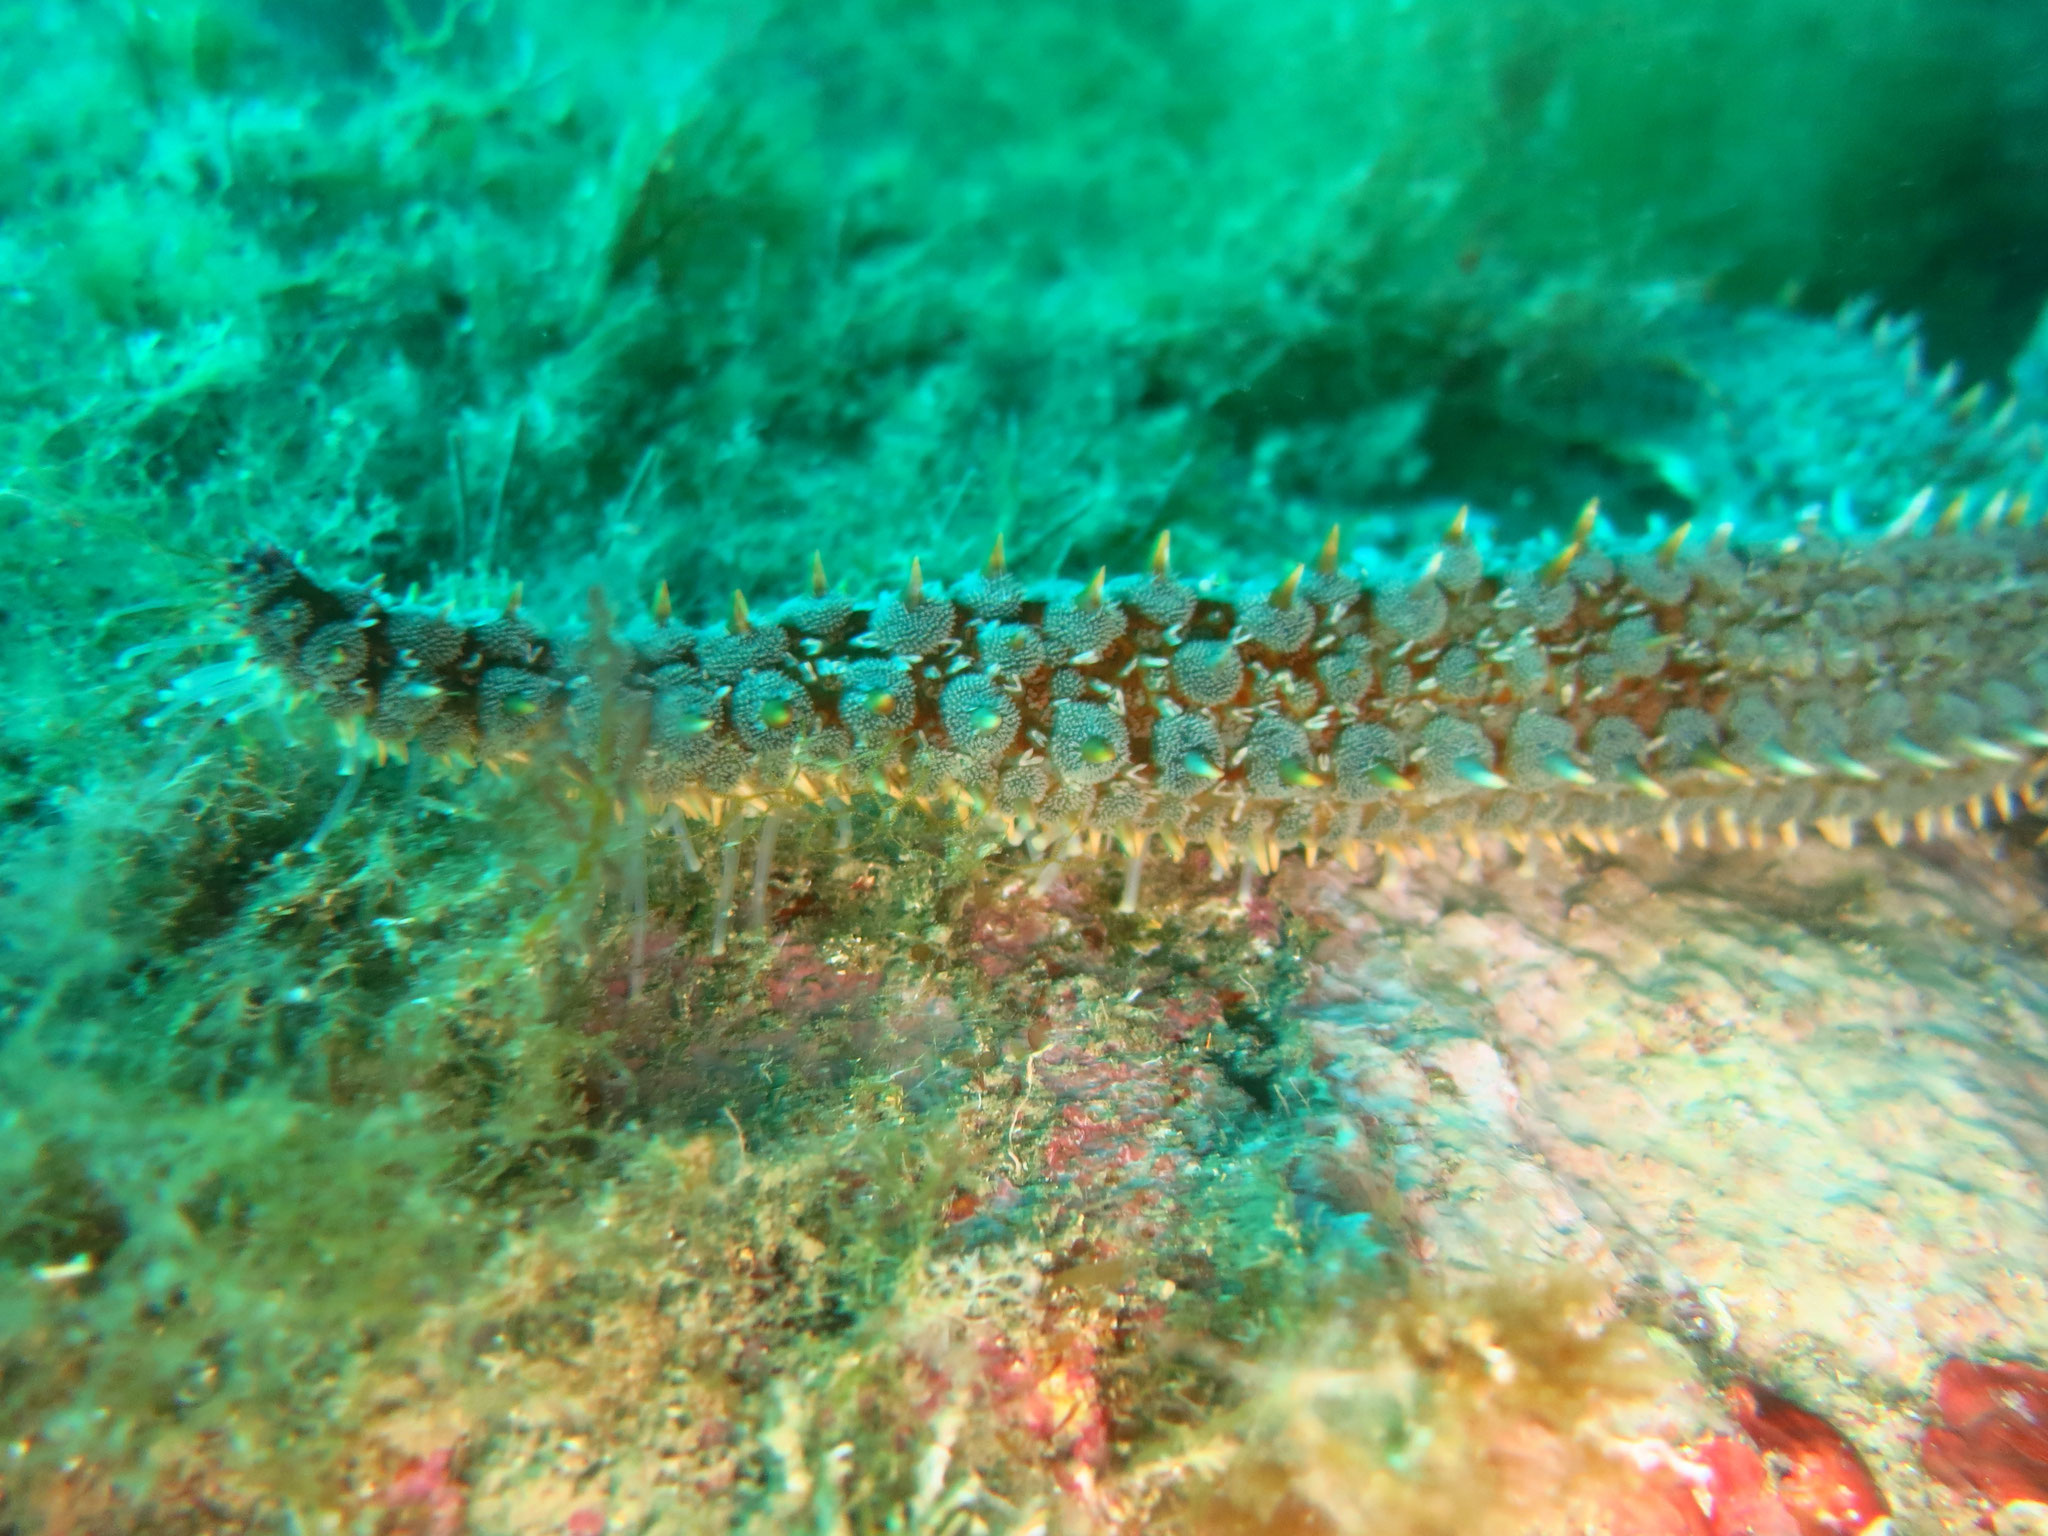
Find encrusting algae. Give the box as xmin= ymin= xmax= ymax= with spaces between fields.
xmin=231 ymin=488 xmax=2048 ymax=945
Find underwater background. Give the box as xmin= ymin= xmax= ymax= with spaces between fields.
xmin=7 ymin=1 xmax=2048 ymax=1531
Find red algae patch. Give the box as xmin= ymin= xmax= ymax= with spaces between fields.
xmin=1729 ymin=1381 xmax=1888 ymax=1536
xmin=1923 ymin=1356 xmax=2048 ymax=1514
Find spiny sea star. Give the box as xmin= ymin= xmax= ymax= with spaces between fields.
xmin=231 ymin=489 xmax=2048 ymax=944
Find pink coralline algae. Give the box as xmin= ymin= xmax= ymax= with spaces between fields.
xmin=377 ymin=1446 xmax=468 ymax=1536
xmin=1605 ymin=1386 xmax=1889 ymax=1536
xmin=1623 ymin=1435 xmax=1801 ymax=1536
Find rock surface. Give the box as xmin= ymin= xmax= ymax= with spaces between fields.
xmin=1289 ymin=832 xmax=2048 ymax=1531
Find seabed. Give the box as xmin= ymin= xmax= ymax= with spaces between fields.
xmin=5 ymin=1 xmax=2048 ymax=1531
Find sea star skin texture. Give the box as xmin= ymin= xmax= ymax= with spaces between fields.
xmin=229 ymin=493 xmax=2048 ymax=886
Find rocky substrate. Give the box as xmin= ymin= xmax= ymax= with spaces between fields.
xmin=1292 ymin=831 xmax=2048 ymax=1533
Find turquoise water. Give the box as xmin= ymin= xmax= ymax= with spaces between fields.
xmin=3 ymin=3 xmax=2048 ymax=1531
